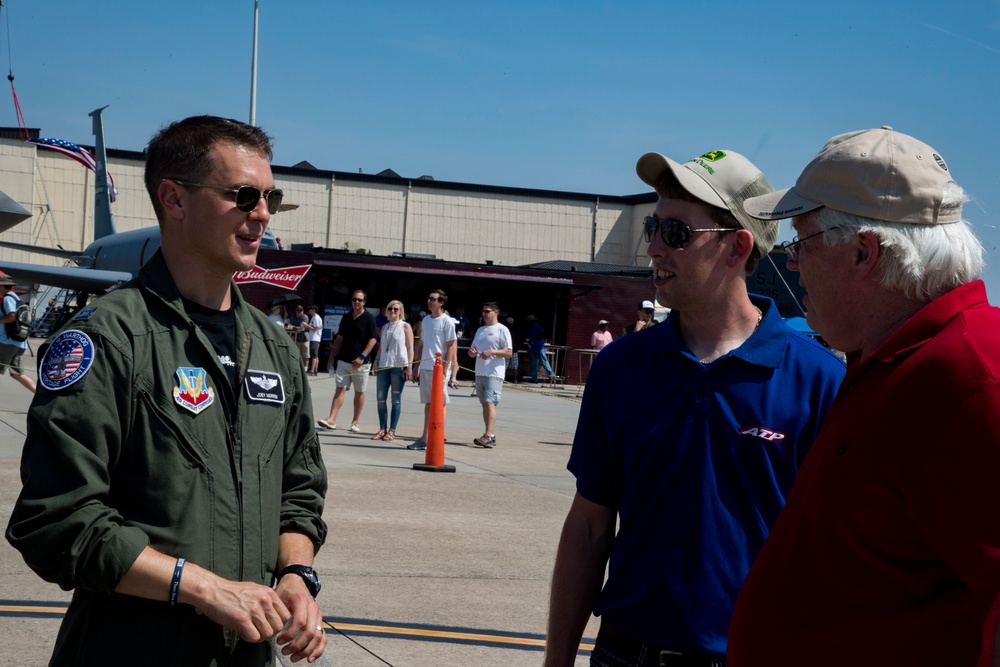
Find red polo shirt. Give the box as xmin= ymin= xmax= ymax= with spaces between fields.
xmin=728 ymin=281 xmax=1000 ymax=666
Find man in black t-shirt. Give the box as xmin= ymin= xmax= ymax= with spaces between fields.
xmin=317 ymin=290 xmax=377 ymax=432
xmin=289 ymin=305 xmax=312 ymax=370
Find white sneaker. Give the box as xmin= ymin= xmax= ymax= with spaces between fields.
xmin=349 ymin=423 xmax=360 ymax=432
xmin=317 ymin=420 xmax=335 ymax=430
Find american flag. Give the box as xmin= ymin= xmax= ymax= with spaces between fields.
xmin=29 ymin=137 xmax=118 ymax=202
xmin=43 ymin=336 xmax=86 ymax=381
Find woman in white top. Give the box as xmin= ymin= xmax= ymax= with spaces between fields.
xmin=372 ymin=300 xmax=414 ymax=441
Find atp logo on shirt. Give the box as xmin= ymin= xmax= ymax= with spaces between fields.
xmin=739 ymin=426 xmax=786 ymax=442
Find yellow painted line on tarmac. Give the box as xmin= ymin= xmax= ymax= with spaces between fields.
xmin=1 ymin=603 xmax=596 ymax=652
xmin=0 ymin=603 xmax=67 ymax=614
xmin=329 ymin=621 xmax=594 ymax=652
xmin=331 ymin=621 xmax=568 ymax=648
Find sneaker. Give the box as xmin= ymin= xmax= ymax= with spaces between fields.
xmin=317 ymin=420 xmax=335 ymax=430
xmin=406 ymin=438 xmax=427 ymax=451
xmin=349 ymin=423 xmax=361 ymax=433
xmin=474 ymin=434 xmax=496 ymax=448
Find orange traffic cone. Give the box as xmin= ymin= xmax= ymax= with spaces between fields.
xmin=413 ymin=352 xmax=456 ymax=473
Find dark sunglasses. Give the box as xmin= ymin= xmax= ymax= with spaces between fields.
xmin=427 ymin=296 xmax=439 ymax=302
xmin=352 ymin=297 xmax=365 ymax=302
xmin=166 ymin=179 xmax=284 ymax=214
xmin=643 ymin=216 xmax=735 ymax=248
xmin=388 ymin=307 xmax=400 ymax=311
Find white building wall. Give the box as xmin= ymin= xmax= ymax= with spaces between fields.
xmin=0 ymin=140 xmax=36 ymax=258
xmin=0 ymin=136 xmax=649 ymax=269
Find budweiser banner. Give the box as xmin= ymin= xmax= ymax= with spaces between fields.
xmin=233 ymin=264 xmax=311 ymax=290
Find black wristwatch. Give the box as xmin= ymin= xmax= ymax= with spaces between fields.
xmin=277 ymin=564 xmax=322 ymax=598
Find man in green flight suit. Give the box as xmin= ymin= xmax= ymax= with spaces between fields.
xmin=6 ymin=116 xmax=329 ymax=665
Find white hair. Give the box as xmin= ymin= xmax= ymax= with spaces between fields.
xmin=812 ymin=182 xmax=984 ymax=301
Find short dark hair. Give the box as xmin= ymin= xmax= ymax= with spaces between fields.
xmin=352 ymin=289 xmax=367 ymax=301
xmin=430 ymin=289 xmax=447 ymax=305
xmin=482 ymin=301 xmax=498 ymax=312
xmin=144 ymin=115 xmax=274 ymax=223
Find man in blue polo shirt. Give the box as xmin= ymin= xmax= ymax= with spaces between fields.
xmin=544 ymin=149 xmax=845 ymax=666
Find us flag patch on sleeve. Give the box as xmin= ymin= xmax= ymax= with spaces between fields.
xmin=40 ymin=330 xmax=95 ymax=391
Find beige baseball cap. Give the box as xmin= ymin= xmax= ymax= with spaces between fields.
xmin=636 ymin=149 xmax=778 ymax=258
xmin=742 ymin=126 xmax=960 ymax=225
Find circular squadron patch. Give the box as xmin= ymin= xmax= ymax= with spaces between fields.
xmin=40 ymin=330 xmax=95 ymax=391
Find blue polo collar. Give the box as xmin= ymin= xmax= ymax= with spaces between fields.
xmin=643 ymin=294 xmax=788 ymax=369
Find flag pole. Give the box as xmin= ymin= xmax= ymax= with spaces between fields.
xmin=249 ymin=0 xmax=259 ymax=126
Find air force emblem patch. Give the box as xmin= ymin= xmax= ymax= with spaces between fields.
xmin=173 ymin=367 xmax=215 ymax=414
xmin=40 ymin=330 xmax=95 ymax=391
xmin=245 ymin=369 xmax=285 ymax=404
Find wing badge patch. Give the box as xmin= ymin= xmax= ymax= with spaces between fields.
xmin=245 ymin=369 xmax=285 ymax=404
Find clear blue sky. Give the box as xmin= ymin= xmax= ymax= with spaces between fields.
xmin=5 ymin=1 xmax=1000 ymax=294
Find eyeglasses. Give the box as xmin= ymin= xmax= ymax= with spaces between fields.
xmin=166 ymin=179 xmax=284 ymax=214
xmin=482 ymin=310 xmax=495 ymax=314
xmin=643 ymin=216 xmax=735 ymax=248
xmin=352 ymin=298 xmax=365 ymax=302
xmin=427 ymin=296 xmax=439 ymax=302
xmin=387 ymin=307 xmax=400 ymax=311
xmin=780 ymin=228 xmax=837 ymax=262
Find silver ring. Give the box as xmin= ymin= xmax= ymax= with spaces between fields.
xmin=317 ymin=625 xmax=323 ymax=632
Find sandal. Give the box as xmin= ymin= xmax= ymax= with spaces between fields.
xmin=383 ymin=430 xmax=395 ymax=441
xmin=371 ymin=429 xmax=386 ymax=440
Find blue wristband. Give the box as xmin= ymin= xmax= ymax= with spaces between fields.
xmin=169 ymin=557 xmax=185 ymax=607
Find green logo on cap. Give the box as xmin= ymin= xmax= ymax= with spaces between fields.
xmin=700 ymin=151 xmax=726 ymax=162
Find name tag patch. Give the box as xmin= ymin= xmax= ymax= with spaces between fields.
xmin=245 ymin=370 xmax=285 ymax=404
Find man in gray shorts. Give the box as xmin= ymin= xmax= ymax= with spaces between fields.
xmin=0 ymin=276 xmax=35 ymax=394
xmin=468 ymin=301 xmax=512 ymax=448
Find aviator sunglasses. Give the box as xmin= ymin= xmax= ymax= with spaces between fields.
xmin=166 ymin=179 xmax=284 ymax=215
xmin=643 ymin=215 xmax=735 ymax=248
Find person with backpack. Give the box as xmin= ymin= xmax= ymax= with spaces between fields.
xmin=0 ymin=275 xmax=35 ymax=394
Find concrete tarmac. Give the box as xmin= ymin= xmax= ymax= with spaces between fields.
xmin=0 ymin=346 xmax=599 ymax=666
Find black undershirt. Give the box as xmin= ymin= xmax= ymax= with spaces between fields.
xmin=182 ymin=297 xmax=238 ymax=389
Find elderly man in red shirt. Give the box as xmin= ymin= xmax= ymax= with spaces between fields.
xmin=729 ymin=127 xmax=1000 ymax=667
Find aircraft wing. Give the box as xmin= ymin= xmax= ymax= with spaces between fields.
xmin=0 ymin=239 xmax=81 ymax=261
xmin=0 ymin=260 xmax=131 ymax=293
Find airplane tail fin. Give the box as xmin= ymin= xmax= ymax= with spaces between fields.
xmin=89 ymin=106 xmax=117 ymax=240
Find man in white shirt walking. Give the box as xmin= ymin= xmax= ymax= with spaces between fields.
xmin=468 ymin=302 xmax=512 ymax=448
xmin=306 ymin=305 xmax=323 ymax=375
xmin=409 ymin=289 xmax=457 ymax=451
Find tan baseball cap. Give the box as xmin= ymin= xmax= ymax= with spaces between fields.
xmin=742 ymin=126 xmax=960 ymax=225
xmin=636 ymin=149 xmax=778 ymax=258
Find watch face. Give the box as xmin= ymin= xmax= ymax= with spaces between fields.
xmin=305 ymin=571 xmax=321 ymax=595
xmin=281 ymin=565 xmax=321 ymax=597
